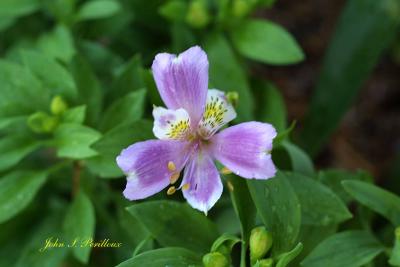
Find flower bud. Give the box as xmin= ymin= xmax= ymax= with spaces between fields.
xmin=256 ymin=258 xmax=274 ymax=267
xmin=226 ymin=91 xmax=239 ymax=107
xmin=202 ymin=252 xmax=229 ymax=267
xmin=186 ymin=0 xmax=210 ymax=29
xmin=250 ymin=226 xmax=273 ymax=263
xmin=50 ymin=95 xmax=68 ymax=115
xmin=231 ymin=0 xmax=251 ymax=18
xmin=28 ymin=111 xmax=59 ymax=133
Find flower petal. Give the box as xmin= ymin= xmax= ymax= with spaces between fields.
xmin=151 ymin=46 xmax=209 ymax=126
xmin=153 ymin=107 xmax=191 ymax=140
xmin=198 ymin=89 xmax=236 ymax=139
xmin=181 ymin=149 xmax=223 ymax=214
xmin=210 ymin=122 xmax=277 ymax=179
xmin=116 ymin=140 xmax=190 ymax=200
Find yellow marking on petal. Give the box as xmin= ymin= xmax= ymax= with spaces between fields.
xmin=167 ymin=161 xmax=176 ymax=171
xmin=170 ymin=172 xmax=180 ymax=184
xmin=166 ymin=119 xmax=191 ymax=139
xmin=167 ymin=186 xmax=176 ymax=195
xmin=220 ymin=167 xmax=232 ymax=175
xmin=182 ymin=183 xmax=190 ymax=191
xmin=201 ymin=95 xmax=228 ymax=131
xmin=227 ymin=180 xmax=234 ymax=192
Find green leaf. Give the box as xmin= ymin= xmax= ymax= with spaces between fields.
xmin=63 ymin=190 xmax=95 ymax=263
xmin=62 ymin=105 xmax=86 ymax=124
xmin=126 ymin=200 xmax=219 ymax=253
xmin=229 ymin=175 xmax=256 ymax=242
xmin=0 ymin=17 xmax=16 ymax=32
xmin=302 ymin=230 xmax=384 ymax=267
xmin=0 ymin=0 xmax=39 ymax=17
xmin=231 ymin=19 xmax=304 ymax=65
xmin=210 ymin=233 xmax=241 ymax=252
xmin=21 ymin=50 xmax=77 ymax=100
xmin=116 ymin=247 xmax=202 ymax=267
xmin=318 ymin=169 xmax=373 ymax=204
xmin=86 ymin=120 xmax=153 ymax=178
xmin=204 ymin=33 xmax=254 ymax=121
xmin=300 ymin=0 xmax=400 ymax=156
xmin=276 ymin=242 xmax=303 ymax=267
xmin=0 ymin=135 xmax=40 ymax=172
xmin=253 ymin=80 xmax=287 ymax=132
xmin=286 ymin=172 xmax=352 ymax=226
xmin=0 ymin=60 xmax=50 ymax=118
xmin=70 ymin=55 xmax=103 ymax=126
xmin=389 ymin=227 xmax=400 ymax=266
xmin=16 ymin=211 xmax=68 ymax=267
xmin=54 ymin=123 xmax=101 ymax=159
xmin=100 ymin=89 xmax=146 ymax=132
xmin=36 ymin=24 xmax=75 ymax=62
xmin=109 ymin=55 xmax=145 ymax=103
xmin=281 ymin=141 xmax=314 ymax=176
xmin=76 ymin=0 xmax=121 ymax=21
xmin=0 ymin=170 xmax=47 ymax=223
xmin=247 ymin=172 xmax=301 ymax=255
xmin=342 ymin=180 xmax=400 ymax=226
xmin=159 ymin=0 xmax=187 ymax=22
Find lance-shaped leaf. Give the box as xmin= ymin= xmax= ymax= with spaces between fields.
xmin=247 ymin=172 xmax=301 ymax=255
xmin=127 ymin=200 xmax=219 ymax=253
xmin=0 ymin=170 xmax=47 ymax=223
xmin=116 ymin=247 xmax=202 ymax=267
xmin=342 ymin=180 xmax=400 ymax=226
xmin=63 ymin=191 xmax=95 ymax=264
xmin=302 ymin=230 xmax=384 ymax=267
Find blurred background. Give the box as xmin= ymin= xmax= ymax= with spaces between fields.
xmin=0 ymin=0 xmax=400 ymax=266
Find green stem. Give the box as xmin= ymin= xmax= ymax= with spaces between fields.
xmin=72 ymin=161 xmax=82 ymax=197
xmin=240 ymin=241 xmax=247 ymax=267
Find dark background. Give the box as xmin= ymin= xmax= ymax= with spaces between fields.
xmin=255 ymin=0 xmax=400 ymax=187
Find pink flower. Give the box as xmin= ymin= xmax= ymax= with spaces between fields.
xmin=116 ymin=46 xmax=276 ymax=214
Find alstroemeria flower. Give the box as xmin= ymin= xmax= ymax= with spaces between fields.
xmin=116 ymin=46 xmax=277 ymax=214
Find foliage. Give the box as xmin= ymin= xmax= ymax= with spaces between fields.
xmin=0 ymin=0 xmax=399 ymax=266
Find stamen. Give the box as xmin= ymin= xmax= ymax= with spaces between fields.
xmin=170 ymin=172 xmax=180 ymax=184
xmin=182 ymin=183 xmax=190 ymax=191
xmin=167 ymin=186 xmax=176 ymax=195
xmin=167 ymin=161 xmax=176 ymax=171
xmin=220 ymin=167 xmax=232 ymax=175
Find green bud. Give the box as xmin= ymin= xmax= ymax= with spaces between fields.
xmin=28 ymin=111 xmax=59 ymax=133
xmin=202 ymin=252 xmax=229 ymax=267
xmin=50 ymin=95 xmax=68 ymax=115
xmin=256 ymin=258 xmax=274 ymax=267
xmin=231 ymin=0 xmax=251 ymax=18
xmin=226 ymin=91 xmax=239 ymax=107
xmin=250 ymin=226 xmax=273 ymax=263
xmin=186 ymin=0 xmax=210 ymax=29
xmin=396 ymin=226 xmax=400 ymax=240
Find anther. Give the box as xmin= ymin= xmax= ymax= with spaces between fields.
xmin=182 ymin=183 xmax=190 ymax=191
xmin=167 ymin=186 xmax=176 ymax=195
xmin=170 ymin=172 xmax=180 ymax=184
xmin=220 ymin=167 xmax=232 ymax=175
xmin=167 ymin=161 xmax=176 ymax=171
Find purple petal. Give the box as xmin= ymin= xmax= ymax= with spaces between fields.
xmin=210 ymin=122 xmax=277 ymax=179
xmin=151 ymin=46 xmax=209 ymax=126
xmin=181 ymin=149 xmax=223 ymax=214
xmin=116 ymin=140 xmax=190 ymax=200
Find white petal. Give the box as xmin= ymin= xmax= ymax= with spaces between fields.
xmin=197 ymin=89 xmax=236 ymax=139
xmin=153 ymin=107 xmax=192 ymax=140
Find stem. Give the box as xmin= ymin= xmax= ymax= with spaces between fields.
xmin=72 ymin=161 xmax=82 ymax=197
xmin=240 ymin=241 xmax=247 ymax=267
